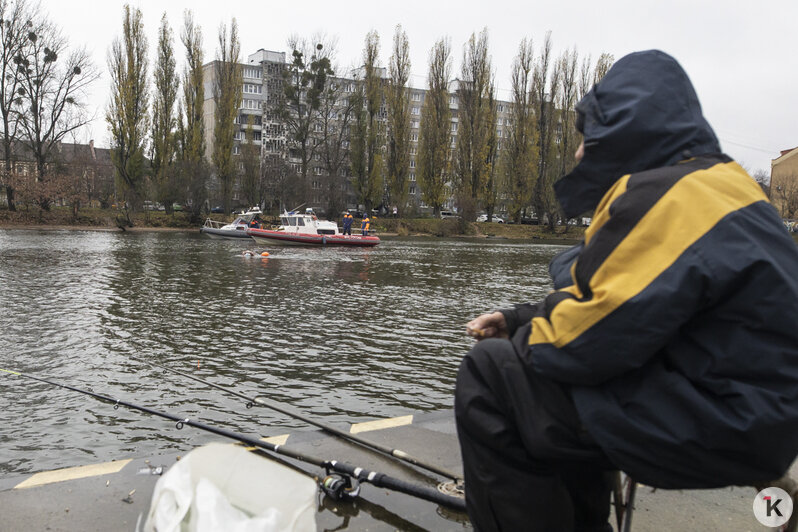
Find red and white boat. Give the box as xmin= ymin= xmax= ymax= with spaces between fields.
xmin=247 ymin=211 xmax=380 ymax=247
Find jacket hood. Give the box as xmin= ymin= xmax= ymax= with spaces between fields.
xmin=554 ymin=50 xmax=720 ymax=218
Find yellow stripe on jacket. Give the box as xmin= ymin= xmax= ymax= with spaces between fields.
xmin=530 ymin=160 xmax=768 ymax=348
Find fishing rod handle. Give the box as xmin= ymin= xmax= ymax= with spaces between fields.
xmin=328 ymin=461 xmax=467 ymax=512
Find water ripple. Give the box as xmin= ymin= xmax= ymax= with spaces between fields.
xmin=0 ymin=229 xmax=569 ymax=475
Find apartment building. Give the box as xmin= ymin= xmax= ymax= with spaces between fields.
xmin=202 ymin=48 xmax=513 ymax=215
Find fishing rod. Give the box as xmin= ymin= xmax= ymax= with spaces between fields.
xmin=0 ymin=367 xmax=466 ymax=512
xmin=129 ymin=355 xmax=463 ymax=482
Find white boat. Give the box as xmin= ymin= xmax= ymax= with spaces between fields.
xmin=247 ymin=210 xmax=380 ymax=247
xmin=200 ymin=207 xmax=262 ymax=240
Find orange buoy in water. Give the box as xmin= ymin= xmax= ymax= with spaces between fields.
xmin=261 ymin=251 xmax=270 ymax=257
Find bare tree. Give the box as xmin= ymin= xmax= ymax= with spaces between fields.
xmin=417 ymin=38 xmax=451 ymax=216
xmin=212 ymin=18 xmax=242 ymax=213
xmin=386 ymin=24 xmax=411 ymax=213
xmin=151 ymin=13 xmax=179 ymax=214
xmin=750 ymin=168 xmax=770 ymax=197
xmin=15 ymin=14 xmax=98 ymax=209
xmin=106 ymin=4 xmax=148 ymax=222
xmin=318 ymin=72 xmax=357 ymax=217
xmin=0 ymin=0 xmax=32 ymax=210
xmin=274 ymin=34 xmax=334 ymax=205
xmin=774 ymin=174 xmax=798 ymax=219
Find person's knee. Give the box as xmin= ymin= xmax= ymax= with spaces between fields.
xmin=455 ymin=339 xmax=516 ymax=415
xmin=458 ymin=339 xmax=515 ymax=381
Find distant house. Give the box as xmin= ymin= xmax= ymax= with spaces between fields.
xmin=771 ymin=147 xmax=798 ymax=218
xmin=0 ymin=140 xmax=115 ymax=208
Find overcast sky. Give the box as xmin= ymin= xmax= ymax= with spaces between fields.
xmin=39 ymin=0 xmax=797 ymax=174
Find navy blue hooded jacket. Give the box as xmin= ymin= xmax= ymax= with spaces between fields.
xmin=526 ymin=50 xmax=798 ymax=488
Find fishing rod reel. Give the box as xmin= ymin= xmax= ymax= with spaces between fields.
xmin=321 ymin=464 xmax=361 ymax=501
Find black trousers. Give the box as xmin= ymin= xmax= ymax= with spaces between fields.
xmin=455 ymin=338 xmax=615 ymax=532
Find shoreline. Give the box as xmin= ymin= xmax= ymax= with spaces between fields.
xmin=0 ymin=224 xmax=195 ymax=232
xmin=0 ymin=224 xmax=583 ymax=242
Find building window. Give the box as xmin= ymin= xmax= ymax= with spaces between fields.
xmin=410 ymin=146 xmax=417 ymax=155
xmin=410 ymin=172 xmax=416 ymax=182
xmin=410 ymin=186 xmax=416 ymax=195
xmin=243 ymin=67 xmax=261 ymax=79
xmin=412 ymin=92 xmax=421 ymax=101
xmin=411 ymin=133 xmax=418 ymax=142
xmin=450 ymin=96 xmax=457 ymax=105
xmin=451 ymin=122 xmax=458 ymax=132
xmin=411 ymin=106 xmax=420 ymax=115
xmin=410 ymin=159 xmax=415 ymax=168
xmin=411 ymin=120 xmax=419 ymax=129
xmin=233 ymin=145 xmax=240 ymax=155
xmin=496 ymin=128 xmax=502 ymax=137
xmin=242 ymin=99 xmax=260 ymax=110
xmin=243 ymin=83 xmax=262 ymax=94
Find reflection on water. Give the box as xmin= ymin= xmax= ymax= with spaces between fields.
xmin=0 ymin=229 xmax=569 ymax=477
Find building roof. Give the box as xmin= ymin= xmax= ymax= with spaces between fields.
xmin=773 ymin=146 xmax=798 ymax=166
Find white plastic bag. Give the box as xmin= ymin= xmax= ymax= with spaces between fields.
xmin=143 ymin=442 xmax=317 ymax=532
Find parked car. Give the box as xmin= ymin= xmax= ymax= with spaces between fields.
xmin=440 ymin=210 xmax=459 ymax=219
xmin=210 ymin=205 xmax=224 ymax=213
xmin=172 ymin=203 xmax=184 ymax=212
xmin=476 ymin=214 xmax=504 ymax=223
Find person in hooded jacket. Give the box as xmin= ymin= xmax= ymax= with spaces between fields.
xmin=455 ymin=49 xmax=798 ymax=532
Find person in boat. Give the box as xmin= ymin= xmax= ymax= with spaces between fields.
xmin=248 ymin=218 xmax=260 ymax=229
xmin=342 ymin=212 xmax=353 ymax=235
xmin=455 ymin=50 xmax=798 ymax=532
xmin=361 ymin=214 xmax=370 ymax=236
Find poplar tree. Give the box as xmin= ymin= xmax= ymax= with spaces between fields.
xmin=386 ymin=24 xmax=411 ymax=213
xmin=531 ymin=32 xmax=561 ymax=230
xmin=179 ymin=11 xmax=204 ymax=164
xmin=212 ymin=18 xmax=242 ymax=213
xmin=593 ymin=53 xmax=613 ymax=84
xmin=150 ymin=13 xmax=179 ymax=214
xmin=178 ymin=10 xmax=207 ymax=222
xmin=481 ymin=85 xmax=500 ymax=221
xmin=504 ymin=37 xmax=538 ymax=223
xmin=106 ymin=4 xmax=148 ymax=217
xmin=239 ymin=114 xmax=261 ymax=208
xmin=417 ymin=38 xmax=451 ymax=217
xmin=350 ymin=30 xmax=384 ymax=213
xmin=453 ymin=28 xmax=493 ymax=221
xmin=556 ymin=48 xmax=579 ymax=179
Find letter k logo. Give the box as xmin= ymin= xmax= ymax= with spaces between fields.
xmin=765 ymin=496 xmax=784 ymax=517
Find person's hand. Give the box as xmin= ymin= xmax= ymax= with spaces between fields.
xmin=466 ymin=312 xmax=508 ymax=341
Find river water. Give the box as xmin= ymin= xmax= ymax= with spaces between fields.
xmin=0 ymin=229 xmax=570 ymax=478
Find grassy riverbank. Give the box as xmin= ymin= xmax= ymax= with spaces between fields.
xmin=0 ymin=206 xmax=588 ymax=241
